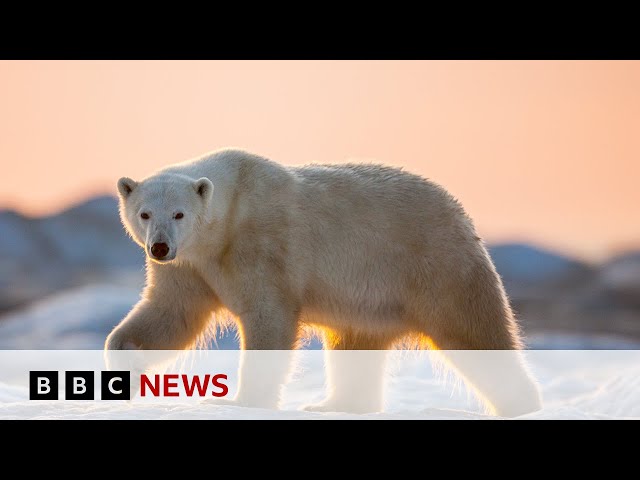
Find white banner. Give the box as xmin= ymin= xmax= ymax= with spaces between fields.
xmin=0 ymin=350 xmax=639 ymax=419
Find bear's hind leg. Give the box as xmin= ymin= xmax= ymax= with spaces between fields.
xmin=424 ymin=324 xmax=542 ymax=417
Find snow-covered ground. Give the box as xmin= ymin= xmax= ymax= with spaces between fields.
xmin=0 ymin=350 xmax=639 ymax=419
xmin=0 ymin=284 xmax=639 ymax=419
xmin=0 ymin=284 xmax=245 ymax=349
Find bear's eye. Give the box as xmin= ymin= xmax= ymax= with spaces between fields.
xmin=174 ymin=212 xmax=184 ymax=220
xmin=140 ymin=212 xmax=150 ymax=220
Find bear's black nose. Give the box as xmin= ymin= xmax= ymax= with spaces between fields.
xmin=151 ymin=243 xmax=169 ymax=259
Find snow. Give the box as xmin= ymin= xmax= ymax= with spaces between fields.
xmin=0 ymin=285 xmax=141 ymax=349
xmin=0 ymin=284 xmax=243 ymax=350
xmin=0 ymin=350 xmax=639 ymax=419
xmin=0 ymin=284 xmax=639 ymax=419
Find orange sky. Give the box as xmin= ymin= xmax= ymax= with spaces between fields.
xmin=0 ymin=61 xmax=638 ymax=260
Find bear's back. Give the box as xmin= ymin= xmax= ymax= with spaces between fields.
xmin=155 ymin=149 xmax=474 ymax=248
xmin=159 ymin=149 xmax=288 ymax=183
xmin=292 ymin=162 xmax=470 ymax=232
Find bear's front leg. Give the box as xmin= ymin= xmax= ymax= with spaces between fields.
xmin=106 ymin=262 xmax=219 ymax=350
xmin=229 ymin=305 xmax=299 ymax=409
xmin=104 ymin=262 xmax=220 ymax=385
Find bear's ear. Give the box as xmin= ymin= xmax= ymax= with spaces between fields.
xmin=193 ymin=177 xmax=214 ymax=202
xmin=117 ymin=177 xmax=138 ymax=199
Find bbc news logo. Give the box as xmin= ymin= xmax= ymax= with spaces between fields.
xmin=29 ymin=371 xmax=229 ymax=400
xmin=29 ymin=371 xmax=131 ymax=400
xmin=140 ymin=374 xmax=228 ymax=398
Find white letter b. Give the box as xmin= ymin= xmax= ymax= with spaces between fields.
xmin=74 ymin=377 xmax=86 ymax=394
xmin=38 ymin=377 xmax=50 ymax=394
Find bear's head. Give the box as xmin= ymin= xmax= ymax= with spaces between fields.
xmin=117 ymin=173 xmax=214 ymax=263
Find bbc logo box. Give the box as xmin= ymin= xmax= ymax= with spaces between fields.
xmin=101 ymin=371 xmax=131 ymax=400
xmin=29 ymin=371 xmax=59 ymax=400
xmin=65 ymin=371 xmax=95 ymax=400
xmin=29 ymin=371 xmax=131 ymax=400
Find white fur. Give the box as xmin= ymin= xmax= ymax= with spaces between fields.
xmin=106 ymin=149 xmax=542 ymax=416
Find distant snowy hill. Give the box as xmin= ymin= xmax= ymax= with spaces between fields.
xmin=488 ymin=245 xmax=640 ymax=339
xmin=0 ymin=196 xmax=144 ymax=312
xmin=598 ymin=252 xmax=640 ymax=308
xmin=488 ymin=243 xmax=593 ymax=293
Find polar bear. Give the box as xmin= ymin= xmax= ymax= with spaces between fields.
xmin=106 ymin=149 xmax=541 ymax=416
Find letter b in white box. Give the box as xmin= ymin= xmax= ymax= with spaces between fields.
xmin=29 ymin=371 xmax=58 ymax=400
xmin=65 ymin=371 xmax=95 ymax=400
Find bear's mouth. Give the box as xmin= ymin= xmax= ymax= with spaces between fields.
xmin=148 ymin=254 xmax=176 ymax=264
